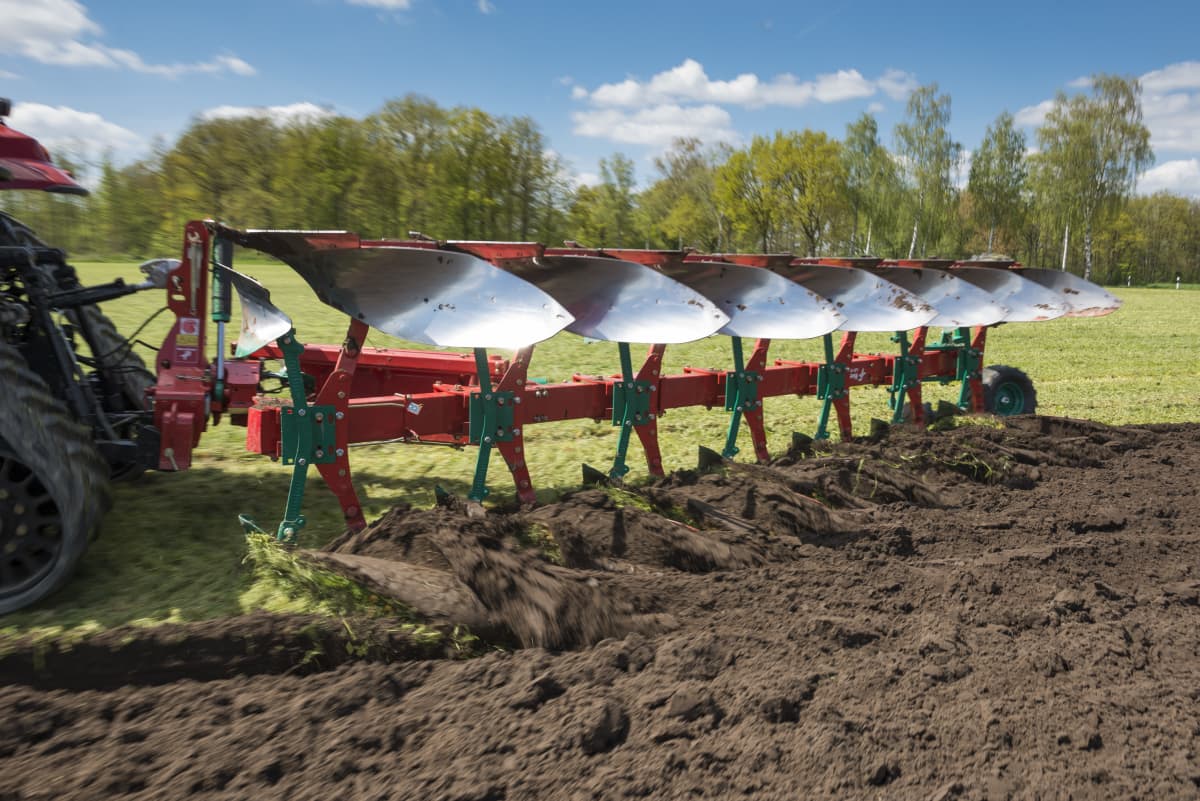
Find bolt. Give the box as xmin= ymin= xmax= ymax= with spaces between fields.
xmin=485 ymin=394 xmax=493 ymax=401
xmin=337 ymin=391 xmax=346 ymax=399
xmin=338 ymin=468 xmax=346 ymax=477
xmin=648 ymin=414 xmax=656 ymax=421
xmin=314 ymin=412 xmax=324 ymax=422
xmin=497 ymin=397 xmax=505 ymax=405
xmin=315 ymin=449 xmax=325 ymax=458
xmin=298 ymin=458 xmax=307 ymax=465
xmin=284 ymin=527 xmax=295 ymax=537
xmin=298 ymin=408 xmax=306 ymax=416
xmin=514 ymin=396 xmax=521 ymax=404
xmin=513 ymin=428 xmax=521 ymax=437
xmin=483 ymin=436 xmax=493 ymax=443
xmin=336 ymin=448 xmax=345 ymax=457
xmin=335 ymin=411 xmax=344 ymax=420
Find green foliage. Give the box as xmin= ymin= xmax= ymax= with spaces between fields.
xmin=894 ymin=83 xmax=962 ymax=258
xmin=4 ymin=83 xmax=1195 ymax=280
xmin=1033 ymin=75 xmax=1154 ymax=280
xmin=968 ymin=111 xmax=1028 ymax=253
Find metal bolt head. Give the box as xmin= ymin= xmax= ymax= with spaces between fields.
xmin=513 ymin=428 xmax=521 ymax=437
xmin=335 ymin=411 xmax=345 ymax=420
xmin=298 ymin=458 xmax=307 ymax=465
xmin=336 ymin=448 xmax=345 ymax=457
xmin=297 ymin=408 xmax=306 ymax=416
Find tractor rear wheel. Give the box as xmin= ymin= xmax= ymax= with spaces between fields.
xmin=981 ymin=365 xmax=1037 ymax=417
xmin=0 ymin=341 xmax=110 ymax=614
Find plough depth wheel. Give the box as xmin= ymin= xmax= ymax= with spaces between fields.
xmin=981 ymin=365 xmax=1037 ymax=416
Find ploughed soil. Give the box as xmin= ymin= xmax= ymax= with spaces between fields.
xmin=3 ymin=416 xmax=1200 ymax=800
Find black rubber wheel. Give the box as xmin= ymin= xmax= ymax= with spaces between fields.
xmin=0 ymin=341 xmax=110 ymax=614
xmin=981 ymin=365 xmax=1038 ymax=416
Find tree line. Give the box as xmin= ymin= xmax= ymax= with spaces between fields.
xmin=3 ymin=76 xmax=1197 ymax=285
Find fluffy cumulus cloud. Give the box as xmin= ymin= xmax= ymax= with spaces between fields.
xmin=1016 ymin=62 xmax=1200 ymax=157
xmin=345 ymin=0 xmax=413 ymax=8
xmin=1014 ymin=99 xmax=1054 ymax=127
xmin=7 ymin=101 xmax=141 ymax=157
xmin=0 ymin=0 xmax=255 ymax=77
xmin=1137 ymin=159 xmax=1200 ymax=197
xmin=577 ymin=59 xmax=915 ymax=109
xmin=571 ymin=104 xmax=740 ymax=148
xmin=200 ymin=102 xmax=336 ymax=125
xmin=570 ymin=59 xmax=916 ymax=148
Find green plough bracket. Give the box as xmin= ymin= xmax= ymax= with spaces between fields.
xmin=722 ymin=337 xmax=761 ymax=458
xmin=926 ymin=328 xmax=982 ymax=410
xmin=608 ymin=342 xmax=654 ymax=480
xmin=887 ymin=331 xmax=920 ymax=423
xmin=814 ymin=334 xmax=847 ymax=441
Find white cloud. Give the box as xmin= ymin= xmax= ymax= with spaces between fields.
xmin=876 ymin=68 xmax=919 ymax=101
xmin=1140 ymin=62 xmax=1200 ymax=93
xmin=477 ymin=0 xmax=495 ymax=12
xmin=346 ymin=0 xmax=412 ymax=7
xmin=0 ymin=0 xmax=255 ymax=77
xmin=867 ymin=101 xmax=885 ymax=114
xmin=572 ymin=104 xmax=739 ymax=148
xmin=573 ymin=171 xmax=601 ymax=188
xmin=1014 ymin=62 xmax=1200 ymax=155
xmin=6 ymin=101 xmax=141 ymax=158
xmin=1137 ymin=159 xmax=1200 ymax=196
xmin=1014 ymin=99 xmax=1054 ymax=127
xmin=575 ymin=59 xmax=917 ymax=109
xmin=1142 ymin=82 xmax=1200 ymax=153
xmin=201 ymin=102 xmax=336 ymax=125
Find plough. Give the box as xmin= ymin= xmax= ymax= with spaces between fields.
xmin=152 ymin=222 xmax=1120 ymax=539
xmin=2 ymin=104 xmax=1121 ymax=614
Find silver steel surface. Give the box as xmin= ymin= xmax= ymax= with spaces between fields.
xmin=1016 ymin=268 xmax=1123 ymax=317
xmin=769 ymin=264 xmax=936 ymax=332
xmin=229 ymin=231 xmax=575 ymax=349
xmin=495 ymin=255 xmax=730 ymax=343
xmin=871 ymin=266 xmax=1009 ymax=328
xmin=657 ymin=259 xmax=844 ymax=339
xmin=949 ymin=267 xmax=1069 ymax=322
xmin=226 ymin=268 xmax=294 ymax=358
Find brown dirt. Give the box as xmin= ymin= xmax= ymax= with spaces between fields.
xmin=3 ymin=417 xmax=1200 ymax=800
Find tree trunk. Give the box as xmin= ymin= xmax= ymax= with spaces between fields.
xmin=987 ymin=222 xmax=995 ymax=252
xmin=1060 ymin=222 xmax=1070 ymax=271
xmin=907 ymin=217 xmax=919 ymax=259
xmin=1083 ymin=221 xmax=1093 ymax=281
xmin=864 ymin=218 xmax=873 ymax=255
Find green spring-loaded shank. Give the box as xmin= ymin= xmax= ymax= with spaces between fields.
xmin=273 ymin=330 xmax=337 ymax=542
xmin=467 ymin=348 xmax=517 ymax=502
xmin=814 ymin=333 xmax=847 ymax=440
xmin=722 ymin=337 xmax=761 ymax=458
xmin=608 ymin=342 xmax=654 ymax=480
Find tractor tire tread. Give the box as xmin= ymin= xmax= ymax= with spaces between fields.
xmin=0 ymin=340 xmax=110 ymax=615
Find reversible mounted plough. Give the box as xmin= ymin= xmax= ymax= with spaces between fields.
xmin=0 ymin=100 xmax=1120 ymax=613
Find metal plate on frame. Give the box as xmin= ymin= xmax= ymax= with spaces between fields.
xmin=871 ymin=266 xmax=1009 ymax=328
xmin=657 ymin=259 xmax=845 ymax=339
xmin=770 ymin=264 xmax=937 ymax=332
xmin=226 ymin=267 xmax=294 ymax=358
xmin=1015 ymin=268 xmax=1122 ymax=318
xmin=949 ymin=266 xmax=1069 ymax=322
xmin=495 ymin=255 xmax=730 ymax=343
xmin=227 ymin=230 xmax=576 ymax=349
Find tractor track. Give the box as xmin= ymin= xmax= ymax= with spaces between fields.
xmin=2 ymin=417 xmax=1200 ymax=799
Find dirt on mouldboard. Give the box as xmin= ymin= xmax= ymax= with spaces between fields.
xmin=2 ymin=416 xmax=1200 ymax=800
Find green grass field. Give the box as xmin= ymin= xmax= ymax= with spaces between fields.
xmin=3 ymin=260 xmax=1198 ymax=639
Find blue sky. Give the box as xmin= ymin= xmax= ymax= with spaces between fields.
xmin=2 ymin=0 xmax=1199 ymax=195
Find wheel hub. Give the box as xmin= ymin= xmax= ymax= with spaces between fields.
xmin=0 ymin=451 xmax=63 ymax=598
xmin=992 ymin=382 xmax=1026 ymax=415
